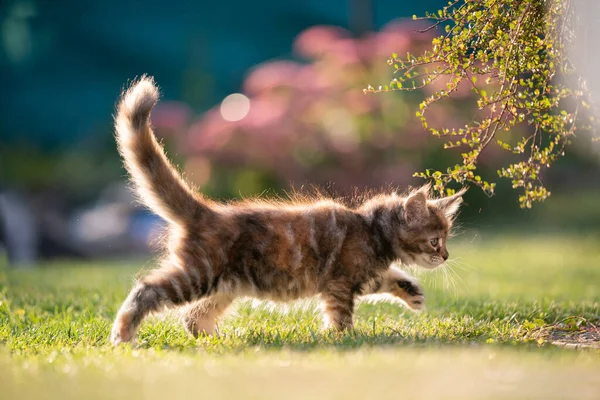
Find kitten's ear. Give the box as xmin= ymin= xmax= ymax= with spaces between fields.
xmin=403 ymin=191 xmax=429 ymax=225
xmin=432 ymin=187 xmax=467 ymax=219
xmin=416 ymin=183 xmax=431 ymax=196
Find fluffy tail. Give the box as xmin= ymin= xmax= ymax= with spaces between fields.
xmin=115 ymin=75 xmax=206 ymax=225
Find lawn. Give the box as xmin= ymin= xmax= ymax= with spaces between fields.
xmin=1 ymin=233 xmax=599 ymax=399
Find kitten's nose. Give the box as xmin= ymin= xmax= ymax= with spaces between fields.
xmin=441 ymin=250 xmax=449 ymax=261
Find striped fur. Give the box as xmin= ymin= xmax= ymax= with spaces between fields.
xmin=110 ymin=76 xmax=466 ymax=344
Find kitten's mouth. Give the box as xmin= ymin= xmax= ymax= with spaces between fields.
xmin=414 ymin=254 xmax=445 ymax=269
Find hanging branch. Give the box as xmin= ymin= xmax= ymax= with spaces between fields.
xmin=367 ymin=0 xmax=597 ymax=208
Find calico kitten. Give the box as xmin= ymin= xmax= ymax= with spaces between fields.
xmin=110 ymin=76 xmax=466 ymax=344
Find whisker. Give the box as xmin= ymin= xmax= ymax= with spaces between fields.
xmin=431 ymin=267 xmax=438 ymax=291
xmin=448 ymin=264 xmax=466 ymax=286
xmin=446 ymin=257 xmax=474 ymax=272
xmin=442 ymin=266 xmax=449 ymax=291
xmin=442 ymin=265 xmax=458 ymax=297
xmin=418 ymin=268 xmax=432 ymax=286
xmin=446 ymin=263 xmax=467 ymax=293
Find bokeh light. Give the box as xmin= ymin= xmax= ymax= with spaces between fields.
xmin=220 ymin=93 xmax=251 ymax=122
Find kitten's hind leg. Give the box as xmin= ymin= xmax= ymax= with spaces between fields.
xmin=111 ymin=263 xmax=209 ymax=345
xmin=182 ymin=294 xmax=233 ymax=337
xmin=321 ymin=285 xmax=355 ymax=331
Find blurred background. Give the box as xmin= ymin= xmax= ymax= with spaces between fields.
xmin=1 ymin=0 xmax=599 ymax=266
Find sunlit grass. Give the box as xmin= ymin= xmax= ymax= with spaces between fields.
xmin=1 ymin=233 xmax=599 ymax=399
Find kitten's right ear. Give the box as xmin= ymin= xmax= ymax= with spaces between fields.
xmin=432 ymin=187 xmax=468 ymax=219
xmin=403 ymin=191 xmax=429 ymax=225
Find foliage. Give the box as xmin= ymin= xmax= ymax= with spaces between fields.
xmin=367 ymin=0 xmax=597 ymax=207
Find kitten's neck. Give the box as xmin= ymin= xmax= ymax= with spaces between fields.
xmin=360 ymin=199 xmax=408 ymax=264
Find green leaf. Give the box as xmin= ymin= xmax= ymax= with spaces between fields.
xmin=368 ymin=0 xmax=594 ymax=208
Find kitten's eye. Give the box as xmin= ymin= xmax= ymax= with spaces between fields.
xmin=430 ymin=238 xmax=439 ymax=247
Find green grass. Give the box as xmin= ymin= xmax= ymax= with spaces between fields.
xmin=1 ymin=233 xmax=599 ymax=399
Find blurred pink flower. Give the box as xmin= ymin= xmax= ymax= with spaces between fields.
xmin=345 ymin=90 xmax=376 ymax=114
xmin=242 ymin=95 xmax=287 ymax=130
xmin=187 ymin=110 xmax=233 ymax=153
xmin=293 ymin=26 xmax=351 ymax=59
xmin=151 ymin=101 xmax=191 ymax=133
xmin=295 ymin=64 xmax=337 ymax=92
xmin=326 ymin=38 xmax=362 ymax=66
xmin=244 ymin=61 xmax=301 ymax=95
xmin=374 ymin=25 xmax=412 ymax=57
xmin=166 ymin=20 xmax=481 ymax=197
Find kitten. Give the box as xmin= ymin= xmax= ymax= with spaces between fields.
xmin=110 ymin=76 xmax=466 ymax=344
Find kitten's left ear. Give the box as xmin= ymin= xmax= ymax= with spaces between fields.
xmin=403 ymin=189 xmax=429 ymax=226
xmin=431 ymin=187 xmax=467 ymax=219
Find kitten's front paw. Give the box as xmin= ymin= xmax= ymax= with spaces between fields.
xmin=406 ymin=291 xmax=425 ymax=311
xmin=396 ymin=279 xmax=426 ymax=311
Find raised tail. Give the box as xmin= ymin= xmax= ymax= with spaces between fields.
xmin=114 ymin=75 xmax=207 ymax=225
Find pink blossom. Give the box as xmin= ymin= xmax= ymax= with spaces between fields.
xmin=374 ymin=27 xmax=412 ymax=58
xmin=295 ymin=64 xmax=336 ymax=92
xmin=170 ymin=20 xmax=483 ymax=197
xmin=244 ymin=61 xmax=301 ymax=95
xmin=293 ymin=26 xmax=350 ymax=59
xmin=326 ymin=38 xmax=362 ymax=66
xmin=187 ymin=110 xmax=233 ymax=153
xmin=151 ymin=101 xmax=191 ymax=133
xmin=242 ymin=95 xmax=287 ymax=130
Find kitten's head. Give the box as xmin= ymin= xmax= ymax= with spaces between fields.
xmin=398 ymin=185 xmax=466 ymax=269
